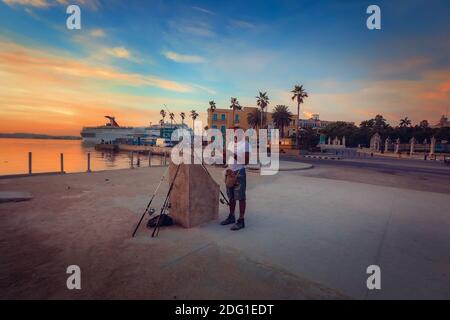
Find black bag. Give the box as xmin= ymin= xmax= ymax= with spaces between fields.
xmin=146 ymin=214 xmax=174 ymax=228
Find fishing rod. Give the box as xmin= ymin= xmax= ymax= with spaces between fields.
xmin=163 ymin=104 xmax=230 ymax=206
xmin=131 ymin=164 xmax=170 ymax=237
xmin=151 ymin=162 xmax=181 ymax=237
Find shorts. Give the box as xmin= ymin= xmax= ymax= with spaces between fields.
xmin=226 ymin=168 xmax=246 ymax=201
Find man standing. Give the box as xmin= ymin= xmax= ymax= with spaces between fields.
xmin=221 ymin=127 xmax=250 ymax=231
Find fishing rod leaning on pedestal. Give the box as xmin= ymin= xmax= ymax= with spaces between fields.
xmin=151 ymin=162 xmax=182 ymax=237
xmin=131 ymin=163 xmax=171 ymax=237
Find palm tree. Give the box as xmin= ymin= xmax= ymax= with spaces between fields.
xmin=272 ymin=105 xmax=293 ymax=138
xmin=419 ymin=120 xmax=429 ymax=128
xmin=230 ymin=97 xmax=241 ymax=126
xmin=160 ymin=109 xmax=166 ymax=128
xmin=169 ymin=112 xmax=175 ymax=128
xmin=180 ymin=112 xmax=186 ymax=125
xmin=399 ymin=117 xmax=412 ymax=128
xmin=209 ymin=100 xmax=216 ymax=112
xmin=209 ymin=100 xmax=216 ymax=128
xmin=190 ymin=110 xmax=199 ymax=129
xmin=291 ymin=84 xmax=308 ymax=148
xmin=247 ymin=109 xmax=262 ymax=129
xmin=256 ymin=91 xmax=269 ymax=129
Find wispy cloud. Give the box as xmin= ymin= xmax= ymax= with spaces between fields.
xmin=163 ymin=51 xmax=205 ymax=64
xmin=3 ymin=0 xmax=50 ymax=7
xmin=90 ymin=28 xmax=105 ymax=37
xmin=171 ymin=20 xmax=216 ymax=38
xmin=0 ymin=39 xmax=208 ymax=134
xmin=229 ymin=19 xmax=255 ymax=29
xmin=3 ymin=0 xmax=101 ymax=10
xmin=192 ymin=6 xmax=214 ymax=15
xmin=106 ymin=46 xmax=131 ymax=59
xmin=0 ymin=39 xmax=203 ymax=92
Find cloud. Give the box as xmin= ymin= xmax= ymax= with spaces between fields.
xmin=163 ymin=51 xmax=205 ymax=63
xmin=0 ymin=39 xmax=201 ymax=92
xmin=90 ymin=28 xmax=105 ymax=37
xmin=275 ymin=72 xmax=450 ymax=126
xmin=106 ymin=46 xmax=131 ymax=59
xmin=0 ymin=39 xmax=207 ymax=135
xmin=2 ymin=0 xmax=101 ymax=10
xmin=2 ymin=0 xmax=49 ymax=7
xmin=192 ymin=6 xmax=214 ymax=15
xmin=171 ymin=20 xmax=216 ymax=37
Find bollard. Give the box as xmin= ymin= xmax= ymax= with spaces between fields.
xmin=164 ymin=152 xmax=167 ymax=165
xmin=28 ymin=152 xmax=32 ymax=175
xmin=131 ymin=152 xmax=134 ymax=169
xmin=149 ymin=151 xmax=152 ymax=167
xmin=87 ymin=152 xmax=91 ymax=173
xmin=60 ymin=153 xmax=64 ymax=173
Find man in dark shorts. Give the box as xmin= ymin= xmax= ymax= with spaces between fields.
xmin=220 ymin=129 xmax=251 ymax=231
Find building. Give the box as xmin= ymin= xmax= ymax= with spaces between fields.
xmin=298 ymin=114 xmax=354 ymax=130
xmin=207 ymin=107 xmax=351 ymax=137
xmin=207 ymin=106 xmax=297 ymax=135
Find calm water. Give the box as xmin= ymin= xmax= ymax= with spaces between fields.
xmin=0 ymin=138 xmax=163 ymax=176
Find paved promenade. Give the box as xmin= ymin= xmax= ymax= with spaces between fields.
xmin=1 ymin=161 xmax=449 ymax=299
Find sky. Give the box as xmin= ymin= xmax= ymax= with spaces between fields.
xmin=0 ymin=0 xmax=450 ymax=135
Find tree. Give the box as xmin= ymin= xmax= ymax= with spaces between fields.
xmin=419 ymin=120 xmax=429 ymax=129
xmin=190 ymin=110 xmax=199 ymax=129
xmin=169 ymin=112 xmax=175 ymax=128
xmin=209 ymin=100 xmax=216 ymax=111
xmin=256 ymin=92 xmax=269 ymax=129
xmin=160 ymin=109 xmax=166 ymax=128
xmin=180 ymin=112 xmax=186 ymax=125
xmin=291 ymin=84 xmax=308 ymax=148
xmin=399 ymin=117 xmax=412 ymax=128
xmin=299 ymin=127 xmax=320 ymax=150
xmin=229 ymin=97 xmax=241 ymax=127
xmin=324 ymin=122 xmax=360 ymax=147
xmin=247 ymin=109 xmax=263 ymax=129
xmin=272 ymin=105 xmax=292 ymax=138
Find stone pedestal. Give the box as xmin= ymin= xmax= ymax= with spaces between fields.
xmin=168 ymin=163 xmax=220 ymax=228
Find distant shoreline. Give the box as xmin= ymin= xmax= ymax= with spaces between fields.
xmin=0 ymin=133 xmax=81 ymax=141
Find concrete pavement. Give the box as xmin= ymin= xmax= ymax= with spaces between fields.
xmin=1 ymin=161 xmax=449 ymax=299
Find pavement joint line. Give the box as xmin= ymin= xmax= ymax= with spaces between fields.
xmin=159 ymin=241 xmax=214 ymax=269
xmin=363 ymin=192 xmax=396 ymax=300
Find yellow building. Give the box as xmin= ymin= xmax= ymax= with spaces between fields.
xmin=207 ymin=106 xmax=297 ymax=136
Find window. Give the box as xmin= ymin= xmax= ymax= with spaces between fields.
xmin=213 ymin=114 xmax=218 ymax=121
xmin=212 ymin=125 xmax=217 ymax=129
xmin=221 ymin=125 xmax=226 ymax=132
xmin=235 ymin=114 xmax=239 ymax=122
xmin=221 ymin=114 xmax=226 ymax=121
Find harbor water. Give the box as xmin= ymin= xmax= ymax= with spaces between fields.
xmin=0 ymin=138 xmax=164 ymax=176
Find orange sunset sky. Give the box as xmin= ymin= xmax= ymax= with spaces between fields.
xmin=1 ymin=0 xmax=449 ymax=135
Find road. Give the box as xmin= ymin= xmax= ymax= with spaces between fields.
xmin=281 ymin=153 xmax=450 ymax=194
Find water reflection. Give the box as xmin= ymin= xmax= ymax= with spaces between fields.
xmin=0 ymin=138 xmax=164 ymax=176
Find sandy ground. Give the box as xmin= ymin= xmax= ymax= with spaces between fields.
xmin=1 ymin=162 xmax=450 ymax=299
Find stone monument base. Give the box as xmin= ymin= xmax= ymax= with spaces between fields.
xmin=168 ymin=162 xmax=220 ymax=228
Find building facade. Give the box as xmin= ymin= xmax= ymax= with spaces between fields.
xmin=207 ymin=107 xmax=352 ymax=137
xmin=207 ymin=106 xmax=296 ymax=134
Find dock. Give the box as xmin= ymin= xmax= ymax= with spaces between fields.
xmin=95 ymin=143 xmax=171 ymax=155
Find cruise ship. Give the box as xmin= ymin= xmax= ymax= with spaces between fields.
xmin=80 ymin=116 xmax=188 ymax=143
